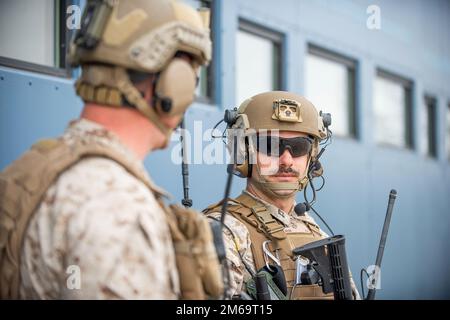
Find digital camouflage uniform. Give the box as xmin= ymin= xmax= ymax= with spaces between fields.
xmin=19 ymin=119 xmax=179 ymax=299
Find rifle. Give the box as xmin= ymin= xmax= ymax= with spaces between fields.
xmin=292 ymin=189 xmax=397 ymax=300
xmin=292 ymin=235 xmax=353 ymax=299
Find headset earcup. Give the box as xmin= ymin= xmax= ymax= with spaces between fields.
xmin=235 ymin=161 xmax=249 ymax=178
xmin=231 ymin=130 xmax=249 ymax=178
xmin=154 ymin=58 xmax=196 ymax=116
xmin=309 ymin=140 xmax=323 ymax=177
xmin=235 ymin=140 xmax=250 ymax=178
xmin=311 ymin=139 xmax=319 ymax=158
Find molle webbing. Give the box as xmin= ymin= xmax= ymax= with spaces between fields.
xmin=76 ymin=82 xmax=123 ymax=107
xmin=205 ymin=193 xmax=333 ymax=300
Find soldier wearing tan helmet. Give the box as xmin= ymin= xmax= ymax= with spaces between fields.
xmin=0 ymin=0 xmax=222 ymax=299
xmin=204 ymin=91 xmax=360 ymax=300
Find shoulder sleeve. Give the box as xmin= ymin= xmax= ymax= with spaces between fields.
xmin=206 ymin=211 xmax=255 ymax=296
xmin=23 ymin=157 xmax=179 ymax=299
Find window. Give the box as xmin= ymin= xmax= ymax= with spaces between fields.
xmin=373 ymin=70 xmax=413 ymax=148
xmin=0 ymin=0 xmax=74 ymax=77
xmin=305 ymin=45 xmax=357 ymax=137
xmin=420 ymin=96 xmax=437 ymax=158
xmin=447 ymin=103 xmax=450 ymax=161
xmin=196 ymin=66 xmax=210 ymax=101
xmin=235 ymin=20 xmax=283 ymax=105
xmin=194 ymin=0 xmax=215 ymax=103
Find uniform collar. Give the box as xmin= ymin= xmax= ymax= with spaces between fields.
xmin=241 ymin=190 xmax=320 ymax=228
xmin=242 ymin=190 xmax=292 ymax=226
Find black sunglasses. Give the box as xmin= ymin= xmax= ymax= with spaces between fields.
xmin=253 ymin=135 xmax=313 ymax=158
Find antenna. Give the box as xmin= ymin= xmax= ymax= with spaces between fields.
xmin=180 ymin=118 xmax=192 ymax=207
xmin=365 ymin=189 xmax=397 ymax=300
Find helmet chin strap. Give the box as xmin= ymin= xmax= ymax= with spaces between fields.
xmin=251 ymin=156 xmax=312 ymax=199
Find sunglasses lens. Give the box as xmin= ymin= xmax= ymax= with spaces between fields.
xmin=254 ymin=136 xmax=278 ymax=156
xmin=286 ymin=137 xmax=312 ymax=157
xmin=255 ymin=136 xmax=312 ymax=157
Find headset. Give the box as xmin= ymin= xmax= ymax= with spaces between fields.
xmin=72 ymin=1 xmax=200 ymax=120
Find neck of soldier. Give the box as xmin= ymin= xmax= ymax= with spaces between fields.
xmin=246 ymin=180 xmax=295 ymax=214
xmin=81 ymin=103 xmax=164 ymax=160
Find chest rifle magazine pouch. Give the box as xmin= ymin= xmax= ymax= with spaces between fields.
xmin=167 ymin=204 xmax=223 ymax=299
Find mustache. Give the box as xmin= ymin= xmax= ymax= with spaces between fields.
xmin=274 ymin=166 xmax=300 ymax=176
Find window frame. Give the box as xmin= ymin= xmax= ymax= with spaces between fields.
xmin=423 ymin=95 xmax=438 ymax=158
xmin=446 ymin=102 xmax=450 ymax=162
xmin=374 ymin=68 xmax=414 ymax=149
xmin=237 ymin=18 xmax=285 ymax=94
xmin=0 ymin=0 xmax=75 ymax=78
xmin=193 ymin=0 xmax=216 ymax=105
xmin=306 ymin=44 xmax=358 ymax=139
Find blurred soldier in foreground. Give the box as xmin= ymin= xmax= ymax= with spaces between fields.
xmin=0 ymin=0 xmax=222 ymax=299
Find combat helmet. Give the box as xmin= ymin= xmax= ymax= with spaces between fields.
xmin=225 ymin=91 xmax=330 ymax=197
xmin=69 ymin=0 xmax=212 ymax=141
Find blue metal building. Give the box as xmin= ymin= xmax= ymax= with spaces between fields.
xmin=1 ymin=0 xmax=449 ymax=299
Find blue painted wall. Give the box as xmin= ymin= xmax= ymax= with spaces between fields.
xmin=1 ymin=0 xmax=449 ymax=299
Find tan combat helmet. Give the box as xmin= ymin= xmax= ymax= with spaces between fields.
xmin=69 ymin=0 xmax=212 ymax=142
xmin=226 ymin=91 xmax=329 ymax=197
